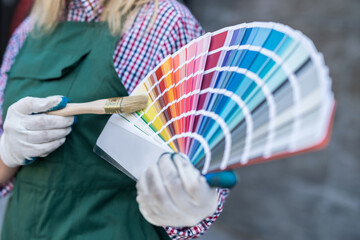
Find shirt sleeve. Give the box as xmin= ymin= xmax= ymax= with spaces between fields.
xmin=154 ymin=11 xmax=205 ymax=64
xmin=113 ymin=0 xmax=206 ymax=94
xmin=113 ymin=1 xmax=229 ymax=238
xmin=0 ymin=17 xmax=33 ymax=198
xmin=164 ymin=188 xmax=230 ymax=240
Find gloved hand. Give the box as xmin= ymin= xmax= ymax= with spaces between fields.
xmin=0 ymin=96 xmax=74 ymax=167
xmin=136 ymin=153 xmax=218 ymax=227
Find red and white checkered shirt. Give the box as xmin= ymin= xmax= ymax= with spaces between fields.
xmin=0 ymin=0 xmax=229 ymax=239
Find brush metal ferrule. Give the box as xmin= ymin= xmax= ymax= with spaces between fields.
xmin=104 ymin=97 xmax=124 ymax=114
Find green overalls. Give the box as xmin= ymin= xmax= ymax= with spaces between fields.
xmin=2 ymin=22 xmax=170 ymax=240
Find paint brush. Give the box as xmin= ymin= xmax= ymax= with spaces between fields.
xmin=48 ymin=96 xmax=148 ymax=117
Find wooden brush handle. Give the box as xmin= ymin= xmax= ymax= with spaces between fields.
xmin=48 ymin=96 xmax=148 ymax=117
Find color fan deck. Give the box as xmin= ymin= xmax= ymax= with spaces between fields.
xmin=96 ymin=22 xmax=335 ymax=179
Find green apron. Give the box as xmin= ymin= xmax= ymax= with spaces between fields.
xmin=1 ymin=22 xmax=170 ymax=240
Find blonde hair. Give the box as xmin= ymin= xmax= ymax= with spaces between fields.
xmin=30 ymin=0 xmax=159 ymax=35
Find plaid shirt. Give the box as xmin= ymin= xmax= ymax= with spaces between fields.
xmin=0 ymin=0 xmax=229 ymax=239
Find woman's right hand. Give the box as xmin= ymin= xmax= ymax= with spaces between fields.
xmin=0 ymin=96 xmax=74 ymax=167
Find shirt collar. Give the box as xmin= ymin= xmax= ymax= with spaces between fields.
xmin=68 ymin=0 xmax=103 ymax=21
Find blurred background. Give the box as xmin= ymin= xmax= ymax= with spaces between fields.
xmin=0 ymin=0 xmax=359 ymax=239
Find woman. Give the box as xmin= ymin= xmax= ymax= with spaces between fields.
xmin=0 ymin=0 xmax=229 ymax=239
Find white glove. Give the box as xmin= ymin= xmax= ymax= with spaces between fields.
xmin=0 ymin=96 xmax=74 ymax=167
xmin=136 ymin=153 xmax=218 ymax=227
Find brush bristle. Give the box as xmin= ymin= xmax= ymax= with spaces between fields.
xmin=104 ymin=96 xmax=148 ymax=114
xmin=120 ymin=95 xmax=148 ymax=113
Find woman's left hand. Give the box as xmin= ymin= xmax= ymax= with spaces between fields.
xmin=136 ymin=153 xmax=218 ymax=227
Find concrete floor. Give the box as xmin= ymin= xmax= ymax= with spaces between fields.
xmin=0 ymin=0 xmax=359 ymax=240
xmin=187 ymin=0 xmax=360 ymax=239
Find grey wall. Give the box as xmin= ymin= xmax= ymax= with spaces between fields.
xmin=188 ymin=0 xmax=360 ymax=239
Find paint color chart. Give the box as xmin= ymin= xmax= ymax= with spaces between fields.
xmin=97 ymin=22 xmax=335 ymax=177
